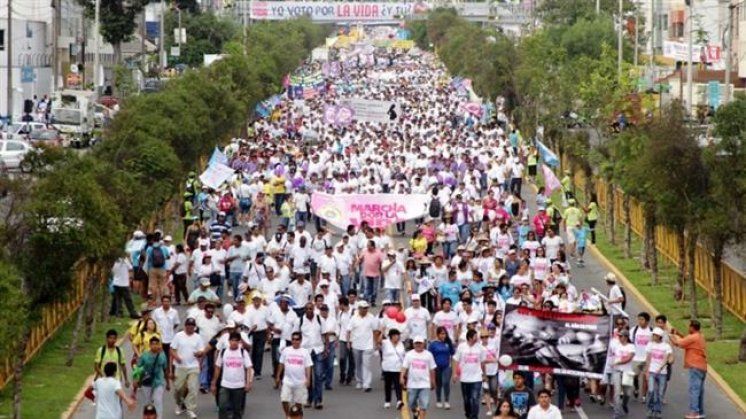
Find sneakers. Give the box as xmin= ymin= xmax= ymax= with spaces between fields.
xmin=364 ymin=388 xmax=372 ymax=392
xmin=444 ymin=402 xmax=451 ymax=410
xmin=435 ymin=402 xmax=443 ymax=409
xmin=356 ymin=383 xmax=362 ymax=389
xmin=384 ymin=402 xmax=391 ymax=409
xmin=175 ymin=408 xmax=184 ymax=416
xmin=641 ymin=396 xmax=647 ymax=403
xmin=186 ymin=411 xmax=197 ymax=419
xmin=396 ymin=401 xmax=404 ymax=410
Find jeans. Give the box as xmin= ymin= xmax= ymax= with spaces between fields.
xmin=340 ymin=275 xmax=351 ymax=297
xmin=274 ymin=193 xmax=286 ymax=216
xmin=443 ymin=240 xmax=457 ymax=259
xmin=172 ymin=273 xmax=189 ymax=304
xmin=647 ymin=372 xmax=667 ymax=414
xmin=173 ymin=367 xmax=200 ymax=413
xmin=140 ymin=385 xmax=165 ymax=417
xmin=250 ymin=330 xmax=267 ymax=376
xmin=510 ymin=177 xmax=523 ymax=196
xmin=199 ymin=353 xmax=214 ymax=390
xmin=218 ymin=387 xmax=246 ymax=419
xmin=460 ymin=381 xmax=482 ymax=419
xmin=309 ymin=351 xmax=325 ymax=404
xmin=364 ymin=276 xmax=379 ymax=304
xmin=271 ymin=338 xmax=282 ymax=378
xmin=688 ymin=368 xmax=706 ymax=415
xmin=556 ymin=375 xmax=580 ymax=408
xmin=385 ymin=288 xmax=400 ymax=303
xmin=353 ymin=348 xmax=373 ymax=388
xmin=229 ymin=271 xmax=242 ymax=300
xmin=109 ymin=285 xmax=137 ymax=317
xmin=295 ymin=211 xmax=308 ymax=223
xmin=339 ymin=341 xmax=355 ymax=383
xmin=323 ymin=341 xmax=337 ymax=389
xmin=458 ymin=223 xmax=470 ymax=243
xmin=435 ymin=365 xmax=452 ymax=402
xmin=383 ymin=371 xmax=402 ymax=402
xmin=612 ymin=371 xmax=631 ymax=418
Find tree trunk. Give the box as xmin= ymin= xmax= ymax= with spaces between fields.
xmin=674 ymin=228 xmax=686 ymax=301
xmin=100 ymin=275 xmax=110 ymax=324
xmin=84 ymin=280 xmax=99 ymax=342
xmin=640 ymin=210 xmax=649 ymax=270
xmin=646 ymin=209 xmax=658 ymax=285
xmin=66 ymin=278 xmax=96 ymax=366
xmin=687 ymin=230 xmax=699 ymax=319
xmin=623 ymin=195 xmax=631 ymax=258
xmin=712 ymin=246 xmax=725 ymax=340
xmin=739 ymin=328 xmax=746 ymax=362
xmin=12 ymin=327 xmax=31 ymax=419
xmin=607 ymin=185 xmax=616 ymax=245
xmin=583 ymin=168 xmax=593 ymax=205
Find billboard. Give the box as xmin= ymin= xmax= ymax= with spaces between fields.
xmin=249 ymin=1 xmax=431 ymax=22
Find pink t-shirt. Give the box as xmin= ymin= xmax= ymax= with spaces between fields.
xmin=361 ymin=249 xmax=383 ymax=277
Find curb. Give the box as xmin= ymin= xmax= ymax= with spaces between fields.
xmin=588 ymin=244 xmax=746 ymax=414
xmin=60 ymin=323 xmax=134 ymax=419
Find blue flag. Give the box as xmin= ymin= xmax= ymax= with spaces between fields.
xmin=208 ymin=146 xmax=228 ymax=168
xmin=536 ymin=139 xmax=559 ymax=168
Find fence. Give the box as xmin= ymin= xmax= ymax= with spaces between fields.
xmin=565 ymin=157 xmax=746 ymax=321
xmin=0 ymin=263 xmax=104 ymax=388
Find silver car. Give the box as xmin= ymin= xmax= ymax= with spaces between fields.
xmin=0 ymin=140 xmax=33 ymax=171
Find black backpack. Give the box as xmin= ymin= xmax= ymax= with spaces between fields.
xmin=428 ymin=198 xmax=441 ymax=218
xmin=151 ymin=247 xmax=166 ymax=268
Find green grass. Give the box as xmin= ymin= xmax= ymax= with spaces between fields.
xmin=0 ymin=307 xmax=137 ymax=418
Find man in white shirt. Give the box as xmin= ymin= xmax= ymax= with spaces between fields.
xmin=605 ymin=273 xmax=626 ymax=316
xmin=611 ymin=329 xmax=635 ymax=418
xmin=404 ymin=295 xmax=431 ymax=344
xmin=276 ymin=331 xmax=313 ymax=418
xmin=526 ymin=389 xmax=563 ymax=419
xmin=196 ymin=303 xmax=223 ymax=393
xmin=630 ymin=312 xmax=653 ymax=401
xmin=171 ymin=318 xmax=207 ymax=418
xmin=319 ymin=304 xmax=339 ymax=391
xmin=346 ymin=300 xmax=380 ymax=392
xmin=170 ymin=244 xmax=190 ymax=305
xmin=245 ymin=293 xmax=273 ymax=379
xmin=270 ymin=296 xmax=299 ymax=378
xmin=453 ymin=329 xmax=487 ymax=419
xmin=152 ymin=295 xmax=180 ymax=367
xmin=211 ymin=332 xmax=253 ymax=419
xmin=109 ymin=256 xmax=139 ymax=319
xmin=298 ymin=302 xmax=327 ymax=409
xmin=382 ymin=250 xmax=405 ymax=303
xmin=288 ymin=273 xmax=312 ymax=316
xmin=334 ymin=243 xmax=354 ymax=296
xmin=400 ymin=336 xmax=436 ymax=419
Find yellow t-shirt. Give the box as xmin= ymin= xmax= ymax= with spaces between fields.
xmin=132 ymin=330 xmax=162 ymax=355
xmin=410 ymin=237 xmax=428 ymax=254
xmin=272 ymin=176 xmax=287 ymax=194
xmin=563 ymin=207 xmax=583 ymax=228
xmin=587 ymin=202 xmax=599 ymax=221
xmin=94 ymin=346 xmax=124 ymax=379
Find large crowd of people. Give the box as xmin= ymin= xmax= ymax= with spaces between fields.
xmin=91 ymin=33 xmax=707 ymax=419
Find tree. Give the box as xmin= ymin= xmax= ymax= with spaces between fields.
xmin=78 ymin=0 xmax=151 ymax=65
xmin=704 ymin=97 xmax=746 ymax=339
xmin=165 ymin=11 xmax=239 ymax=67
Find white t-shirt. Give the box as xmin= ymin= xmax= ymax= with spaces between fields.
xmin=453 ymin=342 xmax=486 ymax=383
xmin=280 ymin=346 xmax=313 ymax=388
xmin=612 ymin=342 xmax=635 ymax=373
xmin=403 ymin=349 xmax=436 ymax=389
xmin=432 ymin=310 xmax=459 ymax=341
xmin=404 ymin=307 xmax=431 ymax=340
xmin=381 ymin=339 xmax=406 ymax=372
xmin=541 ymin=235 xmax=563 ymax=260
xmin=171 ymin=331 xmax=205 ymax=369
xmin=383 ymin=260 xmax=404 ymax=290
xmin=216 ymin=347 xmax=252 ymax=389
xmin=645 ymin=341 xmax=673 ymax=373
xmin=174 ymin=252 xmax=189 ymax=275
xmin=93 ymin=376 xmax=123 ymax=419
xmin=607 ymin=285 xmax=624 ymax=315
xmin=348 ymin=314 xmax=380 ymax=351
xmin=152 ymin=307 xmax=180 ymax=344
xmin=196 ymin=314 xmax=223 ymax=344
xmin=526 ymin=403 xmax=563 ymax=419
xmin=631 ymin=326 xmax=653 ymax=362
xmin=111 ymin=258 xmax=132 ymax=287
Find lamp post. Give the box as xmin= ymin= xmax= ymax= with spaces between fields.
xmin=686 ymin=0 xmax=694 ymax=116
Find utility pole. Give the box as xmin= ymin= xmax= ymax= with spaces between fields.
xmin=724 ymin=4 xmax=734 ymax=105
xmin=596 ymin=0 xmax=600 ymax=15
xmin=52 ymin=0 xmax=61 ymax=90
xmin=618 ymin=0 xmax=623 ymax=82
xmin=93 ymin=0 xmax=100 ymax=91
xmin=159 ymin=0 xmax=166 ymax=70
xmin=687 ymin=0 xmax=694 ymax=116
xmin=7 ymin=0 xmax=12 ymax=123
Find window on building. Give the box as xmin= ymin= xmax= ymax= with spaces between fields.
xmin=670 ymin=22 xmax=684 ymax=38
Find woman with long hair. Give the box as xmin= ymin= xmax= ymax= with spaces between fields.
xmin=427 ymin=326 xmax=455 ymax=410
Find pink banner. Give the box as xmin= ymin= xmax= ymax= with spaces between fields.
xmin=311 ymin=192 xmax=429 ymax=230
xmin=542 ymin=164 xmax=561 ymax=197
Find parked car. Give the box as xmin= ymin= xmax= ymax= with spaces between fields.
xmin=28 ymin=129 xmax=63 ymax=148
xmin=0 ymin=140 xmax=33 ymax=171
xmin=1 ymin=122 xmax=48 ymax=140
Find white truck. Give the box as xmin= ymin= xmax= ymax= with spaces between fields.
xmin=50 ymin=90 xmax=96 ymax=148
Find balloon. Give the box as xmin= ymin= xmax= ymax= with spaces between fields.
xmin=385 ymin=306 xmax=399 ymax=319
xmin=498 ymin=355 xmax=513 ymax=367
xmin=395 ymin=312 xmax=406 ymax=323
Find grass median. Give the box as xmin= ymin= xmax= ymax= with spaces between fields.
xmin=0 ymin=306 xmax=137 ymax=417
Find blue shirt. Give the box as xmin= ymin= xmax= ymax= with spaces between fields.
xmin=146 ymin=245 xmax=170 ymax=270
xmin=438 ymin=281 xmax=462 ymax=306
xmin=468 ymin=280 xmax=486 ymax=296
xmin=573 ymin=226 xmax=589 ymax=247
xmin=517 ymin=225 xmax=531 ymax=246
xmin=428 ymin=340 xmax=455 ymax=369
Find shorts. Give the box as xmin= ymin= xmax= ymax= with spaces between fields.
xmin=566 ymin=227 xmax=576 ymax=245
xmin=280 ymin=384 xmax=308 ymax=404
xmin=632 ymin=361 xmax=646 ymax=375
xmin=408 ymin=388 xmax=430 ymax=411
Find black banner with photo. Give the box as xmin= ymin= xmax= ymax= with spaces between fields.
xmin=499 ymin=304 xmax=611 ymax=379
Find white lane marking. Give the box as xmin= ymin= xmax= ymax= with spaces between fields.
xmin=576 ymin=406 xmax=590 ymax=419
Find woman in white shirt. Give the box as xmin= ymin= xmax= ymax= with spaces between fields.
xmin=381 ymin=329 xmax=406 ymax=409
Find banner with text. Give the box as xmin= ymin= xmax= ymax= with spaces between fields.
xmin=199 ymin=163 xmax=236 ymax=190
xmin=311 ymin=192 xmax=429 ymax=230
xmin=249 ymin=1 xmax=431 ymax=22
xmin=338 ymin=97 xmax=398 ymax=123
xmin=499 ymin=305 xmax=611 ymax=379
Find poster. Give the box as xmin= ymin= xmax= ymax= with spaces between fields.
xmin=311 ymin=192 xmax=429 ymax=230
xmin=337 ymin=98 xmax=398 ymax=123
xmin=199 ymin=163 xmax=235 ymax=190
xmin=250 ymin=1 xmax=431 ymax=22
xmin=499 ymin=305 xmax=611 ymax=379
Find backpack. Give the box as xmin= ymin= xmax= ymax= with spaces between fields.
xmin=96 ymin=345 xmax=123 ymax=375
xmin=299 ymin=314 xmax=322 ymax=328
xmin=219 ymin=196 xmax=233 ymax=212
xmin=428 ymin=197 xmax=441 ymax=218
xmin=150 ymin=247 xmax=166 ymax=268
xmin=140 ymin=352 xmax=163 ymax=387
xmin=215 ymin=347 xmax=249 ymax=386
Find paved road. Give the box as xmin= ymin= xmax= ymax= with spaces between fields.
xmin=72 ymin=186 xmax=742 ymax=419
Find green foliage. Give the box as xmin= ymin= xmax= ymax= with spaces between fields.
xmin=538 ymin=0 xmax=635 ymax=25
xmin=165 ymin=11 xmax=239 ymax=67
xmin=77 ymin=0 xmax=150 ymax=54
xmin=0 ymin=262 xmax=27 ymax=354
